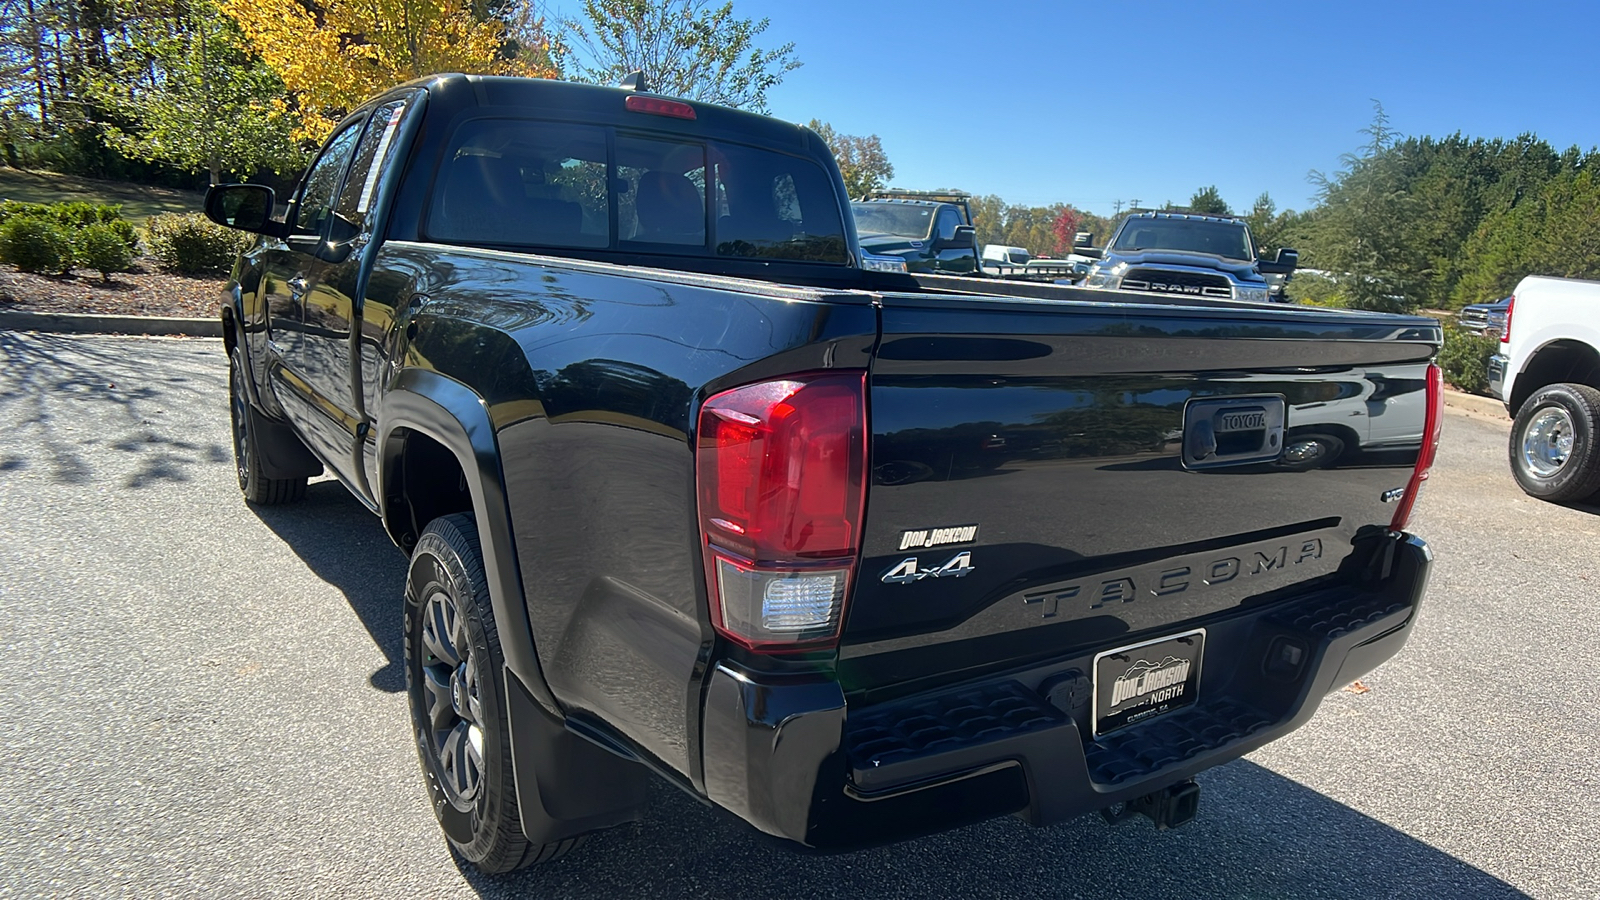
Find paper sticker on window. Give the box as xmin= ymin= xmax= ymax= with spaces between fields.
xmin=356 ymin=105 xmax=406 ymax=214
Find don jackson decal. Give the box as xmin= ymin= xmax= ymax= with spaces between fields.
xmin=898 ymin=524 xmax=979 ymax=552
xmin=1110 ymin=656 xmax=1191 ymax=707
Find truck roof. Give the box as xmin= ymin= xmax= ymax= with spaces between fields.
xmin=865 ymin=189 xmax=972 ymax=204
xmin=1123 ymin=211 xmax=1244 ymax=226
xmin=413 ymin=74 xmax=819 ymax=154
xmin=853 ymin=198 xmax=949 ymax=209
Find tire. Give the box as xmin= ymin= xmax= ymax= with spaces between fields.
xmin=228 ymin=348 xmax=307 ymax=505
xmin=405 ymin=513 xmax=581 ymax=872
xmin=1280 ymin=433 xmax=1345 ymax=471
xmin=1508 ymin=383 xmax=1600 ymax=503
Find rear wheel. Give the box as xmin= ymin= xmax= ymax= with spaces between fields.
xmin=405 ymin=513 xmax=581 ymax=872
xmin=1509 ymin=383 xmax=1600 ymax=502
xmin=229 ymin=348 xmax=306 ymax=505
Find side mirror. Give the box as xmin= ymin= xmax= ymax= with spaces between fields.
xmin=935 ymin=224 xmax=976 ymax=252
xmin=1073 ymin=231 xmax=1095 ymax=248
xmin=1257 ymin=247 xmax=1299 ymax=275
xmin=204 ymin=184 xmax=282 ymax=236
xmin=1077 ymin=246 xmax=1105 ymax=260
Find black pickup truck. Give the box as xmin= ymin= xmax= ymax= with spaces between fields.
xmin=209 ymin=74 xmax=1443 ymax=872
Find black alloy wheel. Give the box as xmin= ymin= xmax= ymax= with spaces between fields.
xmin=405 ymin=513 xmax=582 ymax=872
xmin=418 ymin=583 xmax=487 ymax=806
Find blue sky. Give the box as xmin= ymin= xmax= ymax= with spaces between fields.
xmin=550 ymin=0 xmax=1600 ymax=217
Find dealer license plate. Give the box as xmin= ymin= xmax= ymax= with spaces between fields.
xmin=1092 ymin=628 xmax=1205 ymax=737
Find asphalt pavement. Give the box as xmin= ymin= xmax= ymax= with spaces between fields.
xmin=1 ymin=332 xmax=1595 ymax=899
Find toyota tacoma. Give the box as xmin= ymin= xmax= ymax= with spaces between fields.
xmin=208 ymin=74 xmax=1442 ymax=872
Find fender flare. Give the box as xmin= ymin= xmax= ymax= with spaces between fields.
xmin=378 ymin=370 xmax=646 ymax=842
xmin=377 ymin=368 xmax=558 ymax=714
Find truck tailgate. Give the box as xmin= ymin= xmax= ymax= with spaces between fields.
xmin=843 ymin=294 xmax=1439 ymax=700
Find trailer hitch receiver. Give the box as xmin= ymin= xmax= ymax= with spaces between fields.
xmin=1101 ymin=779 xmax=1200 ymax=831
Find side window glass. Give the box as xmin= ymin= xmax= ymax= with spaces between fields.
xmin=335 ymin=97 xmax=415 ymax=233
xmin=427 ymin=120 xmax=610 ymax=248
xmin=293 ymin=122 xmax=364 ymax=235
xmin=617 ymin=134 xmax=706 ymax=247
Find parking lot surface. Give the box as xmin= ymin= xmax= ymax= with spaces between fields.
xmin=2 ymin=333 xmax=1595 ymax=899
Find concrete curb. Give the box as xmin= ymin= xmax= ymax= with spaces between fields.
xmin=1442 ymin=386 xmax=1509 ymax=421
xmin=0 ymin=309 xmax=220 ymax=337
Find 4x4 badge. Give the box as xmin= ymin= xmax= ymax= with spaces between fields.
xmin=881 ymin=552 xmax=975 ymax=585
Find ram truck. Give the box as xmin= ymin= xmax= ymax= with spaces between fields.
xmin=851 ymin=196 xmax=979 ymax=274
xmin=209 ymin=74 xmax=1442 ymax=872
xmin=1488 ymin=275 xmax=1600 ymax=502
xmin=1077 ymin=211 xmax=1297 ymax=303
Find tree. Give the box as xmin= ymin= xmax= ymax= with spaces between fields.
xmin=223 ymin=0 xmax=556 ymax=141
xmin=1243 ymin=191 xmax=1307 ymax=255
xmin=1302 ymin=101 xmax=1429 ymax=312
xmin=968 ymin=193 xmax=1006 ymax=248
xmin=1050 ymin=205 xmax=1082 ymax=255
xmin=1188 ymin=185 xmax=1231 ymax=215
xmin=559 ymin=0 xmax=799 ymax=112
xmin=95 ymin=1 xmax=303 ymax=183
xmin=805 ymin=119 xmax=892 ymax=199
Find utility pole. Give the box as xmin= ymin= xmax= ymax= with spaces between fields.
xmin=1112 ymin=199 xmax=1123 ymax=215
xmin=1129 ymin=198 xmax=1141 ymax=211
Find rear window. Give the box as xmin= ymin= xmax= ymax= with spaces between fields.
xmin=426 ymin=119 xmax=847 ymax=264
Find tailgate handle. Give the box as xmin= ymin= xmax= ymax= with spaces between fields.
xmin=1182 ymin=396 xmax=1286 ymax=470
xmin=1186 ymin=417 xmax=1217 ymax=461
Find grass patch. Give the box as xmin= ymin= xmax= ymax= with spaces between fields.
xmin=0 ymin=168 xmax=202 ymax=221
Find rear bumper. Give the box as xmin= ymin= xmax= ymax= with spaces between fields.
xmin=700 ymin=534 xmax=1432 ymax=851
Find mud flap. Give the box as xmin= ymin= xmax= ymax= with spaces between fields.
xmin=505 ymin=672 xmax=648 ymax=844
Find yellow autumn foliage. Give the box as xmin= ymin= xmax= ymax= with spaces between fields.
xmin=222 ymin=0 xmax=557 ymax=141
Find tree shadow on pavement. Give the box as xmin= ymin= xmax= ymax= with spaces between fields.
xmin=456 ymin=763 xmax=1530 ymax=900
xmin=249 ymin=480 xmax=410 ymax=692
xmin=0 ymin=330 xmax=229 ymax=488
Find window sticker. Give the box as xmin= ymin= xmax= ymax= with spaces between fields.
xmin=356 ymin=105 xmax=406 ymax=214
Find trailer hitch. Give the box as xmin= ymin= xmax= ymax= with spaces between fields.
xmin=1100 ymin=779 xmax=1200 ymax=831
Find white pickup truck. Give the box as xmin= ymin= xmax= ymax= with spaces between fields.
xmin=1488 ymin=275 xmax=1600 ymax=502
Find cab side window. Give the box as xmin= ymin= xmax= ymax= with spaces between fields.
xmin=334 ymin=98 xmax=415 ymax=234
xmin=293 ymin=121 xmax=365 ymax=235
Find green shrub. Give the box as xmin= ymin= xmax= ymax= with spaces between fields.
xmin=0 ymin=200 xmax=53 ymax=226
xmin=55 ymin=201 xmax=137 ymax=249
xmin=0 ymin=216 xmax=74 ymax=274
xmin=1439 ymin=325 xmax=1499 ymax=395
xmin=145 ymin=212 xmax=252 ymax=275
xmin=0 ymin=199 xmax=138 ymax=252
xmin=77 ymin=223 xmax=136 ymax=280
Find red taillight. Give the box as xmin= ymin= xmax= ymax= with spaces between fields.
xmin=624 ymin=95 xmax=696 ymax=120
xmin=1389 ymin=363 xmax=1443 ymax=532
xmin=696 ymin=372 xmax=867 ymax=650
xmin=1500 ymin=295 xmax=1515 ymax=344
